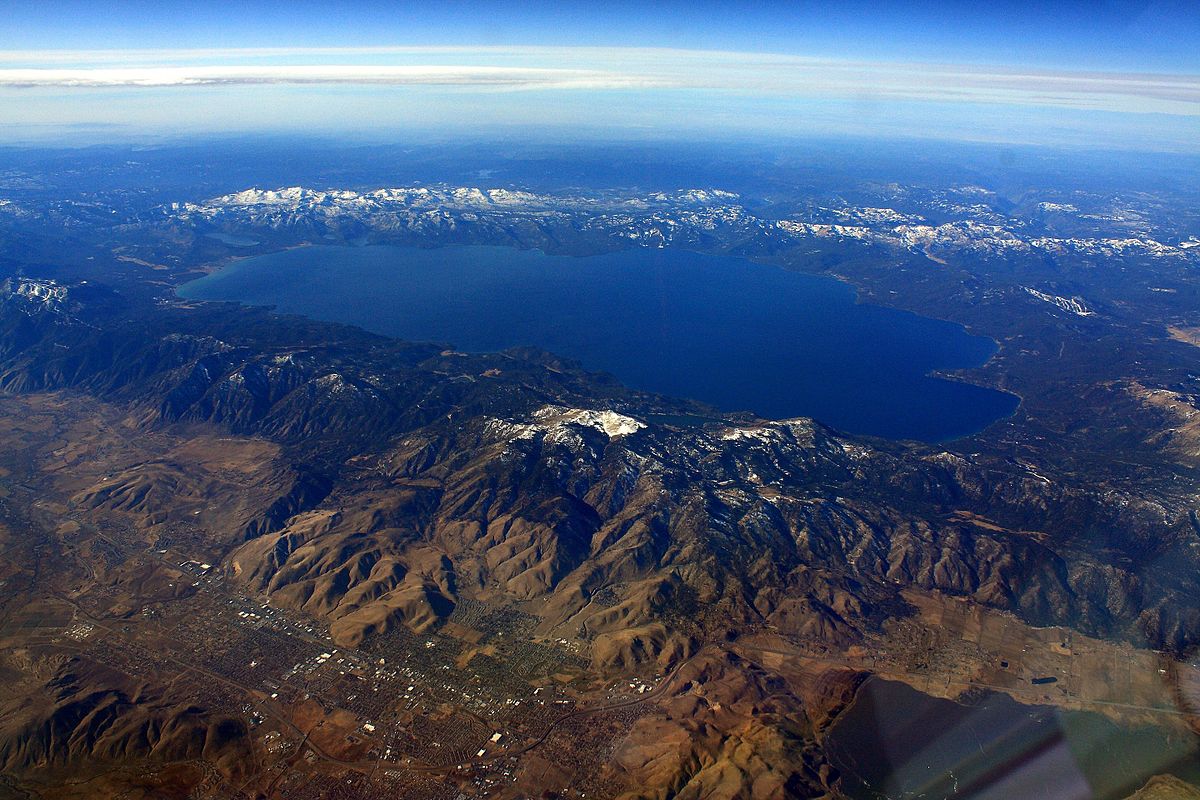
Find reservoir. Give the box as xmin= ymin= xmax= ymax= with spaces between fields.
xmin=178 ymin=244 xmax=1018 ymax=441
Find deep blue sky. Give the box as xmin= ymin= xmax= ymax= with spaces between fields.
xmin=5 ymin=0 xmax=1198 ymax=73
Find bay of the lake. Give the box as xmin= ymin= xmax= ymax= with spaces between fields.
xmin=178 ymin=244 xmax=1018 ymax=441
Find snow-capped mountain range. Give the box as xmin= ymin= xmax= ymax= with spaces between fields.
xmin=166 ymin=184 xmax=1200 ymax=267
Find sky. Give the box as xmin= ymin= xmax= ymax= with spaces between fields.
xmin=2 ymin=0 xmax=1198 ymax=151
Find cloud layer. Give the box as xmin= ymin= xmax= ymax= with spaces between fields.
xmin=0 ymin=47 xmax=1197 ymax=115
xmin=0 ymin=64 xmax=663 ymax=91
xmin=2 ymin=47 xmax=1197 ymax=151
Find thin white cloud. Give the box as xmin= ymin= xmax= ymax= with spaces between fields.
xmin=0 ymin=64 xmax=666 ymax=90
xmin=0 ymin=47 xmax=1196 ymax=116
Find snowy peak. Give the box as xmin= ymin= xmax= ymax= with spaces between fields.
xmin=1 ymin=277 xmax=73 ymax=314
xmin=533 ymin=406 xmax=646 ymax=438
xmin=163 ymin=183 xmax=1198 ymax=270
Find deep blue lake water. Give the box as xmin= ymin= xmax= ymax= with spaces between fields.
xmin=178 ymin=244 xmax=1018 ymax=441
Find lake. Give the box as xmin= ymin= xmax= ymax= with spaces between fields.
xmin=178 ymin=244 xmax=1018 ymax=441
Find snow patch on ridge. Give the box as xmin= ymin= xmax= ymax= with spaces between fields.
xmin=485 ymin=406 xmax=647 ymax=445
xmin=1022 ymin=287 xmax=1095 ymax=317
xmin=534 ymin=406 xmax=646 ymax=438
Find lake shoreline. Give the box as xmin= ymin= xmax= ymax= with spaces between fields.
xmin=179 ymin=242 xmax=1020 ymax=442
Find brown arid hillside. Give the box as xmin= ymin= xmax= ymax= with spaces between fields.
xmin=0 ymin=269 xmax=1198 ymax=798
